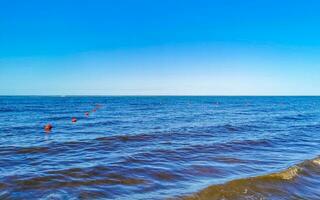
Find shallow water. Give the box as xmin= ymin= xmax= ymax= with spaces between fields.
xmin=0 ymin=96 xmax=320 ymax=199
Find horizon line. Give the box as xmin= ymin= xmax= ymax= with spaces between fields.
xmin=1 ymin=94 xmax=320 ymax=97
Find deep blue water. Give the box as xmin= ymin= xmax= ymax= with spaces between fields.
xmin=1 ymin=96 xmax=320 ymax=199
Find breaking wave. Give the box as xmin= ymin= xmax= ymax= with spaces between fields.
xmin=180 ymin=157 xmax=320 ymax=200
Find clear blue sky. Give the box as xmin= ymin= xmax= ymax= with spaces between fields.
xmin=1 ymin=0 xmax=320 ymax=95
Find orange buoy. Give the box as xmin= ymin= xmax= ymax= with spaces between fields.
xmin=44 ymin=124 xmax=53 ymax=132
xmin=72 ymin=117 xmax=77 ymax=123
xmin=85 ymin=112 xmax=89 ymax=116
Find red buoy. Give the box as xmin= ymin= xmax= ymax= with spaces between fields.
xmin=72 ymin=118 xmax=77 ymax=123
xmin=44 ymin=124 xmax=53 ymax=132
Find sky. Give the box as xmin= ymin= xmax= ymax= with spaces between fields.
xmin=1 ymin=0 xmax=320 ymax=95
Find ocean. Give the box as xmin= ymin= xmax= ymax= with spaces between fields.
xmin=0 ymin=96 xmax=320 ymax=199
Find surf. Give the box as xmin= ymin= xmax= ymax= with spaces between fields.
xmin=179 ymin=157 xmax=320 ymax=200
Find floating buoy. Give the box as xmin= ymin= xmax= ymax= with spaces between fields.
xmin=85 ymin=112 xmax=89 ymax=116
xmin=72 ymin=118 xmax=77 ymax=123
xmin=44 ymin=124 xmax=53 ymax=132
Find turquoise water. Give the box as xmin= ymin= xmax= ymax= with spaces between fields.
xmin=0 ymin=96 xmax=320 ymax=199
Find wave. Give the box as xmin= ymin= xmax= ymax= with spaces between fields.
xmin=0 ymin=165 xmax=146 ymax=192
xmin=179 ymin=156 xmax=320 ymax=200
